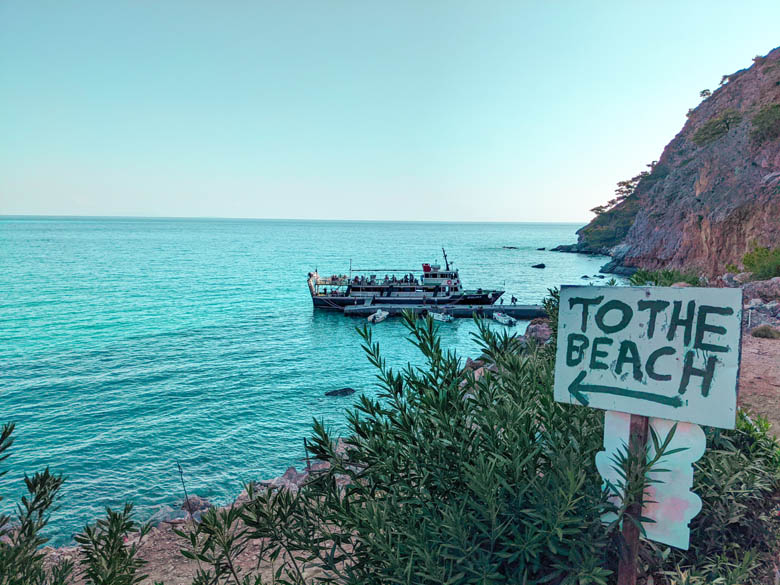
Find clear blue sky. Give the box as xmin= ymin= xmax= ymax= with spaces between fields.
xmin=1 ymin=1 xmax=778 ymax=222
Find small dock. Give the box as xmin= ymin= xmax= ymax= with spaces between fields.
xmin=343 ymin=303 xmax=546 ymax=320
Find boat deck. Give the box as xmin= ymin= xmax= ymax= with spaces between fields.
xmin=343 ymin=303 xmax=546 ymax=319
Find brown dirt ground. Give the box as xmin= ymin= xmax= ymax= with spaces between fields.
xmin=738 ymin=334 xmax=780 ymax=434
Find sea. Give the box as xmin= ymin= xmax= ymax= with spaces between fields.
xmin=0 ymin=217 xmax=613 ymax=544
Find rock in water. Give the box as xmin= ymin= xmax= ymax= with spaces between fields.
xmin=326 ymin=387 xmax=355 ymax=397
xmin=531 ymin=263 xmax=546 ymax=269
xmin=536 ymin=247 xmax=545 ymax=250
xmin=180 ymin=495 xmax=212 ymax=514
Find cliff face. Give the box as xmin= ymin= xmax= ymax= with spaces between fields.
xmin=575 ymin=46 xmax=780 ymax=276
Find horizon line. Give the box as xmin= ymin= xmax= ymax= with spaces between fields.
xmin=0 ymin=213 xmax=589 ymax=225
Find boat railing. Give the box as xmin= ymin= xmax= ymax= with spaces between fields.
xmin=315 ymin=277 xmax=423 ymax=287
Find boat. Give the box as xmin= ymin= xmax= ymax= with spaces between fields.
xmin=493 ymin=312 xmax=517 ymax=326
xmin=429 ymin=310 xmax=454 ymax=322
xmin=308 ymin=249 xmax=503 ymax=310
xmin=367 ymin=309 xmax=389 ymax=323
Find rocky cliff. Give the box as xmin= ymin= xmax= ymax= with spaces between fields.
xmin=566 ymin=46 xmax=780 ymax=276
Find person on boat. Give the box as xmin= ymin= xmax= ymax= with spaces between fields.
xmin=511 ymin=296 xmax=517 ymax=305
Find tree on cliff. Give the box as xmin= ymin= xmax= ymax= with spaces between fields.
xmin=590 ymin=167 xmax=650 ymax=216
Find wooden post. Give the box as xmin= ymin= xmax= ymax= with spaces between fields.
xmin=617 ymin=414 xmax=649 ymax=585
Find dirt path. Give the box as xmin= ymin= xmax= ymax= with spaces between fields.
xmin=738 ymin=334 xmax=780 ymax=434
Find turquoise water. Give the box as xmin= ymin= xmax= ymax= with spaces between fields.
xmin=0 ymin=217 xmax=611 ymax=543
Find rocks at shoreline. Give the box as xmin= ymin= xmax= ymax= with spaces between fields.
xmin=525 ymin=319 xmax=553 ymax=345
xmin=149 ymin=504 xmax=189 ymax=525
xmin=550 ymin=243 xmax=601 ymax=255
xmin=181 ymin=495 xmax=212 ymax=514
xmin=743 ymin=277 xmax=780 ymax=303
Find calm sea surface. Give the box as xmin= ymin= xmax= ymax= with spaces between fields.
xmin=0 ymin=217 xmax=612 ymax=543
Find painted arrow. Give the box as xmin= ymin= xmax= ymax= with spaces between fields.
xmin=568 ymin=371 xmax=684 ymax=408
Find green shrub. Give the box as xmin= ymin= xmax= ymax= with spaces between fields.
xmin=227 ymin=315 xmax=616 ymax=585
xmin=75 ymin=503 xmax=152 ymax=585
xmin=750 ymin=104 xmax=780 ymax=144
xmin=629 ymin=269 xmax=702 ymax=287
xmin=656 ymin=413 xmax=780 ymax=584
xmin=0 ymin=424 xmax=154 ymax=585
xmin=751 ymin=325 xmax=780 ymax=339
xmin=0 ymin=422 xmax=73 ymax=585
xmin=182 ymin=305 xmax=780 ymax=585
xmin=691 ymin=109 xmax=742 ymax=146
xmin=742 ymin=242 xmax=780 ymax=280
xmin=3 ymin=298 xmax=780 ymax=584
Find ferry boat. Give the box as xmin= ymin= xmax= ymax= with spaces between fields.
xmin=308 ymin=249 xmax=503 ymax=310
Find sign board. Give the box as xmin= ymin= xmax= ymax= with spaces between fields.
xmin=596 ymin=411 xmax=706 ymax=550
xmin=553 ymin=286 xmax=742 ymax=429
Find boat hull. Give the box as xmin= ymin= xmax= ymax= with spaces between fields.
xmin=312 ymin=290 xmax=502 ymax=310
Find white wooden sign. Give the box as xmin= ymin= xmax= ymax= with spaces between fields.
xmin=596 ymin=411 xmax=706 ymax=550
xmin=553 ymin=286 xmax=742 ymax=429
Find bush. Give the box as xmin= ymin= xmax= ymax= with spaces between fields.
xmin=751 ymin=325 xmax=780 ymax=339
xmin=750 ymin=104 xmax=780 ymax=144
xmin=236 ymin=316 xmax=613 ymax=584
xmin=742 ymin=242 xmax=780 ymax=280
xmin=629 ymin=269 xmax=702 ymax=287
xmin=691 ymin=109 xmax=742 ymax=146
xmin=0 ymin=422 xmax=73 ymax=585
xmin=0 ymin=423 xmax=153 ymax=585
xmin=180 ymin=306 xmax=780 ymax=585
xmin=3 ymin=299 xmax=780 ymax=584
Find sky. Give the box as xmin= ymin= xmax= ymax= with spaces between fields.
xmin=1 ymin=1 xmax=779 ymax=222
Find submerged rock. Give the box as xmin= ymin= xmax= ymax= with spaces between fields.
xmin=180 ymin=495 xmax=212 ymax=514
xmin=325 ymin=387 xmax=355 ymax=397
xmin=148 ymin=505 xmax=188 ymax=525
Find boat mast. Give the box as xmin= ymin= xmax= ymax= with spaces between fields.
xmin=442 ymin=247 xmax=450 ymax=271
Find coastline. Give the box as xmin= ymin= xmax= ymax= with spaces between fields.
xmin=41 ymin=297 xmax=780 ymax=582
